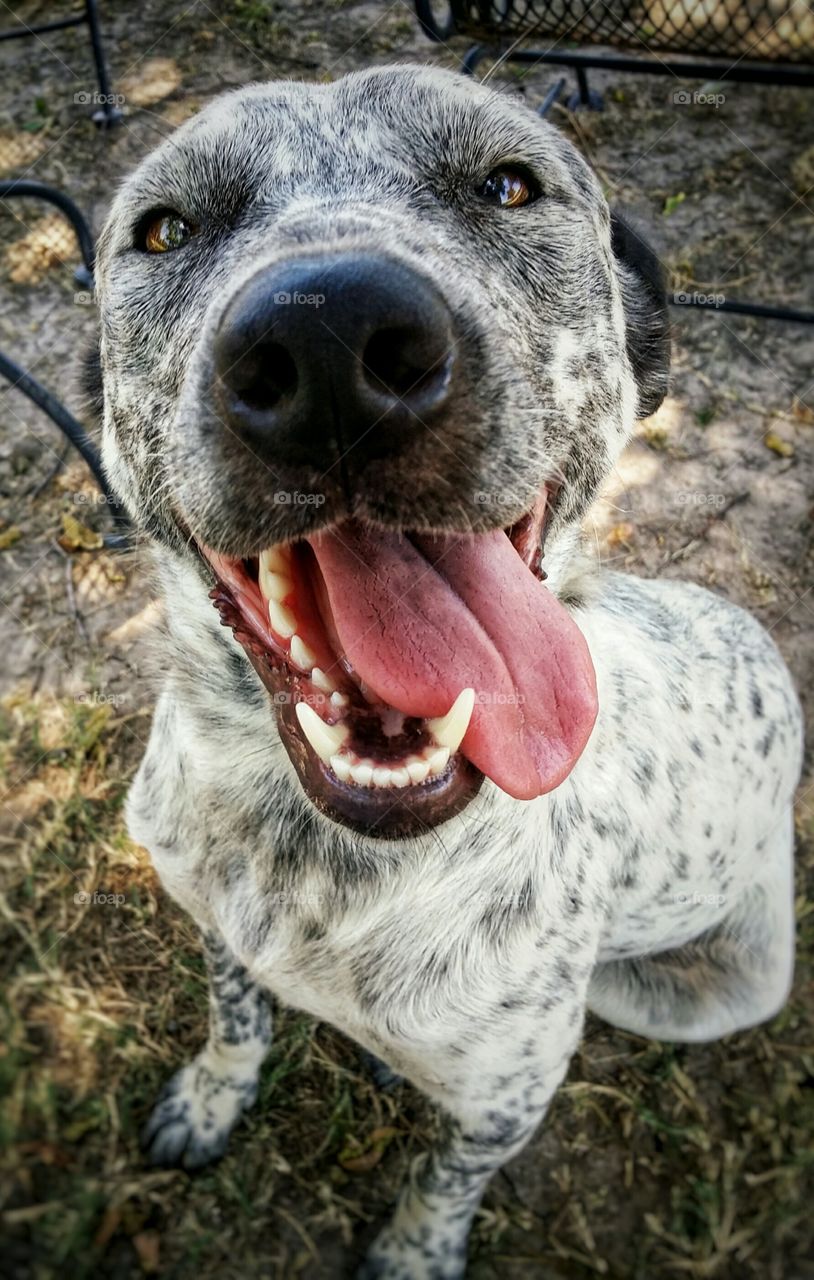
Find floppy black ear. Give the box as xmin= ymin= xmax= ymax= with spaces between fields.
xmin=610 ymin=211 xmax=670 ymax=420
xmin=78 ymin=334 xmax=104 ymax=425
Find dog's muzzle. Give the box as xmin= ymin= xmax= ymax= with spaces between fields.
xmin=184 ymin=253 xmax=598 ymax=837
xmin=212 ymin=251 xmax=456 ymax=472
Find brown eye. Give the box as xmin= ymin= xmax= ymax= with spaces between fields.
xmin=477 ymin=168 xmax=538 ymax=209
xmin=142 ymin=211 xmax=194 ymax=253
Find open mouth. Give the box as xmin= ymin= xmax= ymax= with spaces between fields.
xmin=203 ymin=486 xmax=598 ymax=838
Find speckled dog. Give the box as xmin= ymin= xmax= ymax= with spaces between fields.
xmin=89 ymin=66 xmax=802 ymax=1279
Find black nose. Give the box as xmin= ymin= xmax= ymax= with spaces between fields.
xmin=212 ymin=252 xmax=455 ymax=470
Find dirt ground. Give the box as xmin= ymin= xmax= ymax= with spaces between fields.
xmin=0 ymin=2 xmax=812 ymax=1278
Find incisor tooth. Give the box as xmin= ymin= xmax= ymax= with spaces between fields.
xmin=351 ymin=760 xmax=374 ymax=786
xmin=295 ymin=702 xmax=349 ymax=762
xmin=406 ymin=757 xmax=431 ymax=784
xmin=268 ymin=598 xmax=296 ymax=639
xmin=259 ymin=546 xmax=292 ymax=574
xmin=330 ymin=691 xmax=348 ymax=708
xmin=330 ymin=754 xmax=352 ymax=782
xmin=259 ymin=566 xmax=292 ymax=602
xmin=290 ymin=634 xmax=317 ymax=671
xmin=427 ymin=746 xmax=451 ymax=776
xmin=427 ymin=687 xmax=475 ymax=753
xmin=373 ymin=766 xmax=392 ymax=788
xmin=390 ymin=767 xmax=410 ymax=788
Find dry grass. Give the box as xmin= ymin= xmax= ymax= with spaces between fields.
xmin=0 ymin=680 xmax=812 ymax=1279
xmin=0 ymin=1 xmax=813 ymax=1275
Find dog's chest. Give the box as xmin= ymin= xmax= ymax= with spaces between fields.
xmin=207 ymin=856 xmax=592 ymax=1090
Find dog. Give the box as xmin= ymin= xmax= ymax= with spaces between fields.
xmin=87 ymin=65 xmax=803 ymax=1278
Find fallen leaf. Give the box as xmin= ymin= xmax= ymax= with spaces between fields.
xmin=338 ymin=1126 xmax=399 ymax=1173
xmin=0 ymin=525 xmax=21 ymax=550
xmin=59 ymin=513 xmax=103 ymax=551
xmin=606 ymin=522 xmax=636 ymax=549
xmin=791 ymin=396 xmax=814 ymax=425
xmin=93 ymin=1205 xmax=122 ymax=1249
xmin=764 ymin=432 xmax=794 ymax=458
xmin=133 ymin=1230 xmax=161 ymax=1273
xmin=5 ymin=213 xmax=78 ymax=284
xmin=119 ymin=58 xmax=181 ymax=108
xmin=663 ymin=192 xmax=686 ymax=216
xmin=642 ymin=422 xmax=670 ymax=450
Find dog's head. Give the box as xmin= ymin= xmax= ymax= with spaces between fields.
xmin=92 ymin=65 xmax=669 ymax=837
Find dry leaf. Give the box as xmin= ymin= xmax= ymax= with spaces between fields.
xmin=5 ymin=213 xmax=78 ymax=284
xmin=59 ymin=513 xmax=103 ymax=552
xmin=641 ymin=423 xmax=670 ymax=450
xmin=119 ymin=58 xmax=182 ymax=108
xmin=133 ymin=1229 xmax=161 ymax=1273
xmin=338 ymin=1126 xmax=399 ymax=1173
xmin=764 ymin=432 xmax=794 ymax=458
xmin=791 ymin=396 xmax=814 ymax=425
xmin=0 ymin=525 xmax=21 ymax=550
xmin=606 ymin=522 xmax=636 ymax=549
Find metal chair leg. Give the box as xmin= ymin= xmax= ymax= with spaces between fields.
xmin=84 ymin=0 xmax=122 ymax=128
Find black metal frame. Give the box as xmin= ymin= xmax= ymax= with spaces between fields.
xmin=414 ymin=0 xmax=814 ymax=325
xmin=0 ymin=180 xmax=129 ymax=545
xmin=0 ymin=0 xmax=121 ymax=128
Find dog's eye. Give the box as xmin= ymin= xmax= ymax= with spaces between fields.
xmin=477 ymin=168 xmax=538 ymax=209
xmin=140 ymin=211 xmax=195 ymax=253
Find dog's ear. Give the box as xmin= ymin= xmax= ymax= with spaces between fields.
xmin=78 ymin=334 xmax=104 ymax=425
xmin=610 ymin=211 xmax=670 ymax=420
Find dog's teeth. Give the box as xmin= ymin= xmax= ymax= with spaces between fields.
xmin=295 ymin=702 xmax=349 ymax=762
xmin=427 ymin=746 xmax=451 ymax=776
xmin=290 ymin=634 xmax=317 ymax=671
xmin=390 ymin=767 xmax=410 ymax=788
xmin=406 ymin=757 xmax=431 ymax=784
xmin=373 ymin=766 xmax=392 ymax=788
xmin=427 ymin=688 xmax=475 ymax=753
xmin=330 ymin=753 xmax=352 ymax=782
xmin=259 ymin=545 xmax=292 ymax=575
xmin=260 ymin=568 xmax=292 ymax=603
xmin=351 ymin=760 xmax=374 ymax=786
xmin=330 ymin=691 xmax=348 ymax=708
xmin=312 ymin=667 xmax=336 ymax=693
xmin=268 ymin=598 xmax=297 ymax=639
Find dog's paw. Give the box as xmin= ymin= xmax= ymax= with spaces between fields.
xmin=355 ymin=1230 xmax=467 ymax=1280
xmin=141 ymin=1054 xmax=258 ymax=1170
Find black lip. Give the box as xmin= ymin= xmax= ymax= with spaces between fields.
xmin=210 ymin=583 xmax=484 ymax=839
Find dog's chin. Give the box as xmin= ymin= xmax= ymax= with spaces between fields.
xmin=192 ymin=481 xmax=598 ymax=840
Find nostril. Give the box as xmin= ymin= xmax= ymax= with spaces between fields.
xmin=362 ymin=328 xmax=452 ymax=404
xmin=221 ymin=342 xmax=298 ymax=411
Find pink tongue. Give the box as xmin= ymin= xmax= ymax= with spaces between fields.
xmin=308 ymin=521 xmax=597 ymax=800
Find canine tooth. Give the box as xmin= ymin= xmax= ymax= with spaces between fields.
xmin=427 ymin=746 xmax=451 ymax=776
xmin=259 ymin=567 xmax=292 ymax=602
xmin=406 ymin=758 xmax=431 ymax=784
xmin=373 ymin=766 xmax=393 ymax=788
xmin=427 ymin=688 xmax=475 ymax=753
xmin=312 ymin=668 xmax=336 ymax=693
xmin=330 ymin=691 xmax=348 ymax=708
xmin=351 ymin=760 xmax=374 ymax=786
xmin=268 ymin=598 xmax=297 ymax=639
xmin=330 ymin=754 xmax=352 ymax=782
xmin=390 ymin=767 xmax=410 ymax=788
xmin=295 ymin=702 xmax=349 ymax=762
xmin=259 ymin=546 xmax=291 ymax=574
xmin=290 ymin=634 xmax=317 ymax=671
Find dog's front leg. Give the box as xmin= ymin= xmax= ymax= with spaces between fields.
xmin=358 ymin=1015 xmax=582 ymax=1280
xmin=142 ymin=929 xmax=272 ymax=1169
